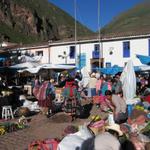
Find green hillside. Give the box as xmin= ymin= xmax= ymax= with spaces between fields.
xmin=0 ymin=0 xmax=94 ymax=44
xmin=101 ymin=2 xmax=150 ymax=36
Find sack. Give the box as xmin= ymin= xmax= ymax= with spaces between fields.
xmin=42 ymin=138 xmax=59 ymax=150
xmin=28 ymin=138 xmax=59 ymax=150
xmin=18 ymin=107 xmax=30 ymax=117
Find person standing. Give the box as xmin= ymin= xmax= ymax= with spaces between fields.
xmin=36 ymin=77 xmax=55 ymax=116
xmin=88 ymin=73 xmax=97 ymax=98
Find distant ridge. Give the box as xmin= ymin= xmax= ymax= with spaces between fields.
xmin=101 ymin=1 xmax=150 ymax=38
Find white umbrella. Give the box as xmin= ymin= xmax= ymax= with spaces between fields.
xmin=120 ymin=60 xmax=136 ymax=104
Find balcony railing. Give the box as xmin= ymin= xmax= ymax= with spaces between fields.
xmin=92 ymin=51 xmax=100 ymax=59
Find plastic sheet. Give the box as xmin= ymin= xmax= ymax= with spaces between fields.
xmin=120 ymin=60 xmax=136 ymax=104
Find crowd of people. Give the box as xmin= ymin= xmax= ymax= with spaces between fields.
xmin=30 ymin=71 xmax=150 ymax=121
xmin=0 ymin=69 xmax=149 ymax=149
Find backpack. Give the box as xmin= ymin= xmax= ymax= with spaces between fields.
xmin=28 ymin=138 xmax=59 ymax=150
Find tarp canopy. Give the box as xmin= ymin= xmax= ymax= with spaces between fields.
xmin=42 ymin=64 xmax=76 ymax=70
xmin=93 ymin=65 xmax=141 ymax=75
xmin=99 ymin=65 xmax=122 ymax=75
xmin=10 ymin=62 xmax=41 ymax=69
xmin=139 ymin=65 xmax=150 ymax=71
xmin=92 ymin=65 xmax=122 ymax=75
xmin=17 ymin=64 xmax=76 ymax=74
xmin=136 ymin=54 xmax=150 ymax=65
xmin=120 ymin=60 xmax=136 ymax=104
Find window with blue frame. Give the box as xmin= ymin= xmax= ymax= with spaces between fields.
xmin=69 ymin=46 xmax=75 ymax=59
xmin=93 ymin=44 xmax=100 ymax=58
xmin=94 ymin=44 xmax=100 ymax=51
xmin=123 ymin=41 xmax=130 ymax=57
xmin=106 ymin=62 xmax=111 ymax=68
xmin=148 ymin=39 xmax=150 ymax=56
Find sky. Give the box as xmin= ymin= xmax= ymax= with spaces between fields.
xmin=48 ymin=0 xmax=143 ymax=32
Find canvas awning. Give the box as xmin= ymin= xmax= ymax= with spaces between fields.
xmin=10 ymin=62 xmax=41 ymax=69
xmin=16 ymin=64 xmax=76 ymax=74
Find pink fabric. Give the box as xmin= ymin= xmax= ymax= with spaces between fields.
xmin=33 ymin=79 xmax=40 ymax=97
xmin=100 ymin=97 xmax=114 ymax=112
xmin=99 ymin=95 xmax=106 ymax=103
xmin=36 ymin=81 xmax=49 ymax=101
xmin=89 ymin=120 xmax=105 ymax=128
xmin=107 ymin=82 xmax=112 ymax=91
xmin=96 ymin=79 xmax=103 ymax=91
xmin=130 ymin=136 xmax=145 ymax=150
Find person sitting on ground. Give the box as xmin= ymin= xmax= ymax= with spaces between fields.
xmin=105 ymin=90 xmax=128 ymax=124
xmin=81 ymin=123 xmax=123 ymax=150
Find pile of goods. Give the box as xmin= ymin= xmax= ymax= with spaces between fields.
xmin=0 ymin=116 xmax=28 ymax=135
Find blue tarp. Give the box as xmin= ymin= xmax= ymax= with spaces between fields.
xmin=93 ymin=65 xmax=122 ymax=75
xmin=100 ymin=66 xmax=122 ymax=75
xmin=93 ymin=65 xmax=141 ymax=75
xmin=136 ymin=54 xmax=150 ymax=65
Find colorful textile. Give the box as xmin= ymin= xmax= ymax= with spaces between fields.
xmin=144 ymin=95 xmax=150 ymax=104
xmin=36 ymin=81 xmax=55 ymax=107
xmin=64 ymin=81 xmax=77 ymax=97
xmin=36 ymin=81 xmax=49 ymax=101
xmin=33 ymin=79 xmax=40 ymax=98
xmin=63 ymin=97 xmax=77 ymax=115
xmin=100 ymin=97 xmax=114 ymax=112
xmin=96 ymin=79 xmax=103 ymax=93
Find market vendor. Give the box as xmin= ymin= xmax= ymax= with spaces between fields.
xmin=105 ymin=90 xmax=128 ymax=124
xmin=81 ymin=123 xmax=123 ymax=150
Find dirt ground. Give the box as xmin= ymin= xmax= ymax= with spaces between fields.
xmin=0 ymin=101 xmax=102 ymax=150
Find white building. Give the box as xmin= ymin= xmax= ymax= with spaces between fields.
xmin=18 ymin=33 xmax=150 ymax=72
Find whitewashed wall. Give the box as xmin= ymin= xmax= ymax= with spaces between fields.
xmin=103 ymin=38 xmax=149 ymax=67
xmin=50 ymin=42 xmax=95 ymax=71
xmin=24 ymin=47 xmax=49 ymax=64
xmin=25 ymin=36 xmax=150 ymax=73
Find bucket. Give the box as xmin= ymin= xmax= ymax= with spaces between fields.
xmin=127 ymin=104 xmax=133 ymax=117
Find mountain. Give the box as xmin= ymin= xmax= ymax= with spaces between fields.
xmin=0 ymin=0 xmax=94 ymax=44
xmin=101 ymin=1 xmax=150 ymax=37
